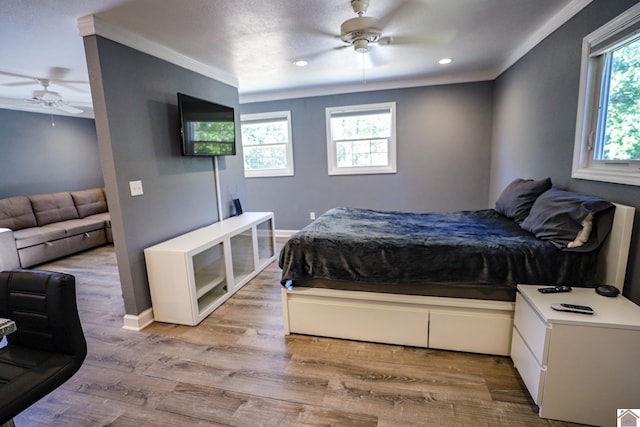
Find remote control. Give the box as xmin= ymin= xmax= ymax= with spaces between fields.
xmin=550 ymin=303 xmax=594 ymax=314
xmin=538 ymin=285 xmax=572 ymax=293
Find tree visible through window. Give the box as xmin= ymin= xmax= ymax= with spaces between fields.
xmin=326 ymin=103 xmax=396 ymax=175
xmin=597 ymin=37 xmax=640 ymax=161
xmin=240 ymin=111 xmax=294 ymax=177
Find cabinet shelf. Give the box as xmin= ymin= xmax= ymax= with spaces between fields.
xmin=195 ymin=269 xmax=226 ymax=299
xmin=197 ymin=283 xmax=228 ymax=313
xmin=144 ymin=212 xmax=276 ymax=326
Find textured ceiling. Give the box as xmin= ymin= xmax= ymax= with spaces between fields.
xmin=0 ymin=0 xmax=587 ymax=117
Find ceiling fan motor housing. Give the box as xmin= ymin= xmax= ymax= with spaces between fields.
xmin=340 ymin=16 xmax=381 ymax=45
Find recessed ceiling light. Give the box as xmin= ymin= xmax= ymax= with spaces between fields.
xmin=294 ymin=60 xmax=308 ymax=67
xmin=438 ymin=58 xmax=453 ymax=65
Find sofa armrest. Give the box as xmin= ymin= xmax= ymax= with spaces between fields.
xmin=0 ymin=228 xmax=21 ymax=270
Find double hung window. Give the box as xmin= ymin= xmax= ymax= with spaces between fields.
xmin=240 ymin=111 xmax=294 ymax=178
xmin=326 ymin=102 xmax=396 ymax=175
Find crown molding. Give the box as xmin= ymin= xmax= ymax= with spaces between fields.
xmin=496 ymin=0 xmax=593 ymax=76
xmin=77 ymin=15 xmax=238 ymax=89
xmin=239 ymin=70 xmax=494 ymax=104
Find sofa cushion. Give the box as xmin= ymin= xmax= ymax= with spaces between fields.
xmin=0 ymin=196 xmax=37 ymax=230
xmin=12 ymin=227 xmax=66 ymax=249
xmin=46 ymin=218 xmax=106 ymax=236
xmin=70 ymin=188 xmax=108 ymax=218
xmin=29 ymin=192 xmax=79 ymax=226
xmin=85 ymin=212 xmax=111 ymax=227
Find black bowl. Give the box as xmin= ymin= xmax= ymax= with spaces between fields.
xmin=595 ymin=285 xmax=620 ymax=297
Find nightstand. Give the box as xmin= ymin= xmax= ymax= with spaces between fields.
xmin=511 ymin=284 xmax=640 ymax=427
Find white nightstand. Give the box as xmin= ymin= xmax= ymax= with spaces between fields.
xmin=511 ymin=284 xmax=640 ymax=427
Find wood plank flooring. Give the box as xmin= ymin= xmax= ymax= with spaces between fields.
xmin=9 ymin=244 xmax=588 ymax=426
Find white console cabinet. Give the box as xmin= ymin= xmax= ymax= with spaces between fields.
xmin=144 ymin=212 xmax=275 ymax=326
xmin=511 ymin=284 xmax=640 ymax=427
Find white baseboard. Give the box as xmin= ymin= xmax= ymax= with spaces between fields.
xmin=122 ymin=307 xmax=154 ymax=331
xmin=275 ymin=229 xmax=297 ymax=238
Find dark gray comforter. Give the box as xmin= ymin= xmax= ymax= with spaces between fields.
xmin=279 ymin=207 xmax=598 ymax=288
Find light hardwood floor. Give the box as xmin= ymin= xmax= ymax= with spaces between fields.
xmin=10 ymin=244 xmax=587 ymax=426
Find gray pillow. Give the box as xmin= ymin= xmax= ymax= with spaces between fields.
xmin=71 ymin=188 xmax=108 ymax=218
xmin=29 ymin=192 xmax=79 ymax=226
xmin=0 ymin=196 xmax=37 ymax=230
xmin=520 ymin=188 xmax=614 ymax=252
xmin=495 ymin=177 xmax=552 ymax=224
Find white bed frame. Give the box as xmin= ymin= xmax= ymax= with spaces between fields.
xmin=281 ymin=203 xmax=635 ymax=356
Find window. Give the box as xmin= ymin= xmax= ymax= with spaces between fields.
xmin=326 ymin=102 xmax=396 ymax=175
xmin=240 ymin=111 xmax=294 ymax=177
xmin=572 ymin=4 xmax=640 ymax=186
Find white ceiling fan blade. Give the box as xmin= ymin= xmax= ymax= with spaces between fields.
xmin=0 ymin=70 xmax=39 ymax=81
xmin=375 ymin=0 xmax=413 ymax=29
xmin=54 ymin=104 xmax=83 ymax=114
xmin=40 ymin=91 xmax=62 ymax=102
xmin=2 ymin=81 xmax=38 ymax=87
xmin=48 ymin=66 xmax=71 ymax=81
xmin=379 ymin=30 xmax=457 ymax=46
xmin=54 ymin=81 xmax=88 ymax=93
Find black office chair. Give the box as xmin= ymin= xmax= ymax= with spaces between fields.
xmin=0 ymin=269 xmax=87 ymax=425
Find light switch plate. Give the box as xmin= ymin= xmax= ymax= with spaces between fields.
xmin=129 ymin=180 xmax=143 ymax=196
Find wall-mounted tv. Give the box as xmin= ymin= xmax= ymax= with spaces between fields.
xmin=178 ymin=92 xmax=236 ymax=156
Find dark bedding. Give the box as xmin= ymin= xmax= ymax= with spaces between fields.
xmin=279 ymin=207 xmax=599 ymax=296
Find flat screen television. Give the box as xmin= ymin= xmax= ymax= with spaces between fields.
xmin=178 ymin=92 xmax=236 ymax=156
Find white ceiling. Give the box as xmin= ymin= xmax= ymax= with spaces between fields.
xmin=0 ymin=0 xmax=589 ymax=118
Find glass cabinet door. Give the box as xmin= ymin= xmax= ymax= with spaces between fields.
xmin=230 ymin=228 xmax=254 ymax=285
xmin=257 ymin=218 xmax=274 ymax=266
xmin=192 ymin=242 xmax=228 ymax=314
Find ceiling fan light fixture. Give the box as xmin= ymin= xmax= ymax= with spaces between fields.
xmin=353 ymin=39 xmax=369 ymax=53
xmin=438 ymin=58 xmax=453 ymax=65
xmin=294 ymin=60 xmax=308 ymax=67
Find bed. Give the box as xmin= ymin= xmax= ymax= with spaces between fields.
xmin=279 ymin=180 xmax=635 ymax=355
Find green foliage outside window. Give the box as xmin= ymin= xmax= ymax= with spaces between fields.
xmin=241 ymin=120 xmax=289 ymax=171
xmin=331 ymin=113 xmax=391 ymax=167
xmin=601 ymin=38 xmax=640 ymax=160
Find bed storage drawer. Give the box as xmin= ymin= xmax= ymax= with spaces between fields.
xmin=285 ymin=291 xmax=430 ymax=347
xmin=428 ymin=309 xmax=513 ymax=356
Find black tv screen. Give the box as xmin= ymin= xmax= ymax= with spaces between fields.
xmin=178 ymin=93 xmax=236 ymax=156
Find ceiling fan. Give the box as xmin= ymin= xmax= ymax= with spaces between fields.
xmin=0 ymin=68 xmax=86 ymax=115
xmin=337 ymin=0 xmax=454 ymax=54
xmin=340 ymin=0 xmax=385 ymax=53
xmin=21 ymin=78 xmax=83 ymax=115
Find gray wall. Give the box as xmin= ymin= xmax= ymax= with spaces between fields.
xmin=490 ymin=0 xmax=640 ymax=304
xmin=242 ymin=82 xmax=494 ymax=231
xmin=0 ymin=109 xmax=102 ymax=198
xmin=83 ymin=35 xmax=246 ymax=315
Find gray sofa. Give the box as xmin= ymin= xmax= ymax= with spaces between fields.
xmin=0 ymin=188 xmax=111 ymax=269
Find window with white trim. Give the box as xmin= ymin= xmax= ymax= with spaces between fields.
xmin=326 ymin=102 xmax=396 ymax=175
xmin=240 ymin=111 xmax=294 ymax=178
xmin=572 ymin=4 xmax=640 ymax=186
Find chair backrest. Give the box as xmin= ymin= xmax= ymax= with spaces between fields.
xmin=0 ymin=269 xmax=86 ymax=357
